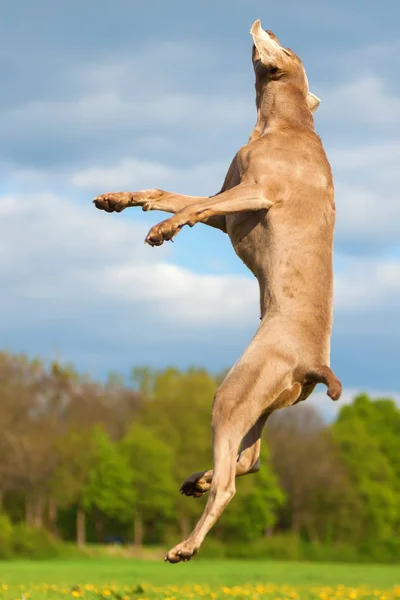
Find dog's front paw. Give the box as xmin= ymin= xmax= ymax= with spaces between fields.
xmin=93 ymin=192 xmax=134 ymax=213
xmin=145 ymin=217 xmax=181 ymax=246
xmin=93 ymin=190 xmax=158 ymax=213
xmin=145 ymin=211 xmax=196 ymax=246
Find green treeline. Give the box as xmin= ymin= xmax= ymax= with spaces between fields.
xmin=0 ymin=353 xmax=399 ymax=562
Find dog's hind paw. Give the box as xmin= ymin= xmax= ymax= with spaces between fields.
xmin=165 ymin=540 xmax=199 ymax=563
xmin=180 ymin=471 xmax=212 ymax=497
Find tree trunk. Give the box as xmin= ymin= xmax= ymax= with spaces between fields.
xmin=264 ymin=527 xmax=273 ymax=538
xmin=291 ymin=517 xmax=300 ymax=534
xmin=48 ymin=498 xmax=59 ymax=537
xmin=93 ymin=508 xmax=104 ymax=543
xmin=25 ymin=496 xmax=34 ymax=527
xmin=305 ymin=519 xmax=319 ymax=544
xmin=291 ymin=498 xmax=302 ymax=534
xmin=33 ymin=494 xmax=44 ymax=528
xmin=133 ymin=511 xmax=144 ymax=547
xmin=76 ymin=504 xmax=86 ymax=546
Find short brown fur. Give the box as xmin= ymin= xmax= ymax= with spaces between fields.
xmin=93 ymin=20 xmax=341 ymax=563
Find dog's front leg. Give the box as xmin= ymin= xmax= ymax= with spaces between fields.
xmin=145 ymin=183 xmax=273 ymax=246
xmin=93 ymin=189 xmax=226 ymax=232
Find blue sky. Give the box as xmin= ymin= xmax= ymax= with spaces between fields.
xmin=2 ymin=0 xmax=400 ymax=417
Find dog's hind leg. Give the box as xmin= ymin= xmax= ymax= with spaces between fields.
xmin=180 ymin=412 xmax=271 ymax=498
xmin=236 ymin=413 xmax=270 ymax=474
xmin=165 ymin=327 xmax=300 ymax=563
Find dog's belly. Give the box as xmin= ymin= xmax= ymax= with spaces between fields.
xmin=226 ymin=211 xmax=268 ymax=276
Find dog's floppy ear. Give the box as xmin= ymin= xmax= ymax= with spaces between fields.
xmin=307 ymin=92 xmax=321 ymax=113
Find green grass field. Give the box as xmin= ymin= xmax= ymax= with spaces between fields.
xmin=0 ymin=558 xmax=398 ymax=599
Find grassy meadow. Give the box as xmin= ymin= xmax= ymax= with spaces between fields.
xmin=0 ymin=558 xmax=398 ymax=600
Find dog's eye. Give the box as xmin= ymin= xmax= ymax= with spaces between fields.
xmin=270 ymin=66 xmax=279 ymax=75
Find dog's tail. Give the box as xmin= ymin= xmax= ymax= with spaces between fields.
xmin=305 ymin=366 xmax=342 ymax=401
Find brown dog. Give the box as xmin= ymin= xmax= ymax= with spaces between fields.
xmin=93 ymin=19 xmax=341 ymax=563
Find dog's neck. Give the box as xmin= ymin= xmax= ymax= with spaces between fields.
xmin=249 ymin=81 xmax=314 ymax=142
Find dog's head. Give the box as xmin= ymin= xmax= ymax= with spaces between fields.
xmin=250 ymin=20 xmax=320 ymax=114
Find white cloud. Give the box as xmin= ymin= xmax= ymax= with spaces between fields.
xmin=71 ymin=158 xmax=226 ymax=196
xmin=72 ymin=159 xmax=173 ymax=191
xmin=73 ymin=41 xmax=216 ymax=94
xmin=3 ymin=179 xmax=400 ymax=336
xmin=307 ymin=387 xmax=400 ymax=422
xmin=4 ymin=156 xmax=229 ymax=205
xmin=328 ymin=141 xmax=400 ymax=246
xmin=2 ymin=188 xmax=400 ymax=370
xmin=7 ymin=61 xmax=400 ymax=252
xmin=0 ymin=192 xmax=257 ymax=329
xmin=4 ymin=92 xmax=249 ymax=133
xmin=334 ymin=181 xmax=400 ymax=245
xmin=321 ymin=75 xmax=400 ymax=126
xmin=0 ymin=42 xmax=251 ymax=170
xmin=312 ymin=66 xmax=400 ymax=247
xmin=334 ymin=254 xmax=400 ymax=312
xmin=330 ymin=142 xmax=400 ymax=171
xmin=3 ymin=34 xmax=400 ymax=387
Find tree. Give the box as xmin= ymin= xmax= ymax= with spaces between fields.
xmin=219 ymin=439 xmax=285 ymax=541
xmin=0 ymin=355 xmax=66 ymax=529
xmin=136 ymin=367 xmax=217 ymax=538
xmin=83 ymin=427 xmax=135 ymax=542
xmin=332 ymin=394 xmax=400 ymax=542
xmin=266 ymin=403 xmax=357 ymax=542
xmin=52 ymin=429 xmax=97 ymax=546
xmin=122 ymin=423 xmax=175 ymax=546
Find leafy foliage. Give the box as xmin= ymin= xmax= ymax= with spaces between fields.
xmin=0 ymin=352 xmax=399 ymax=561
